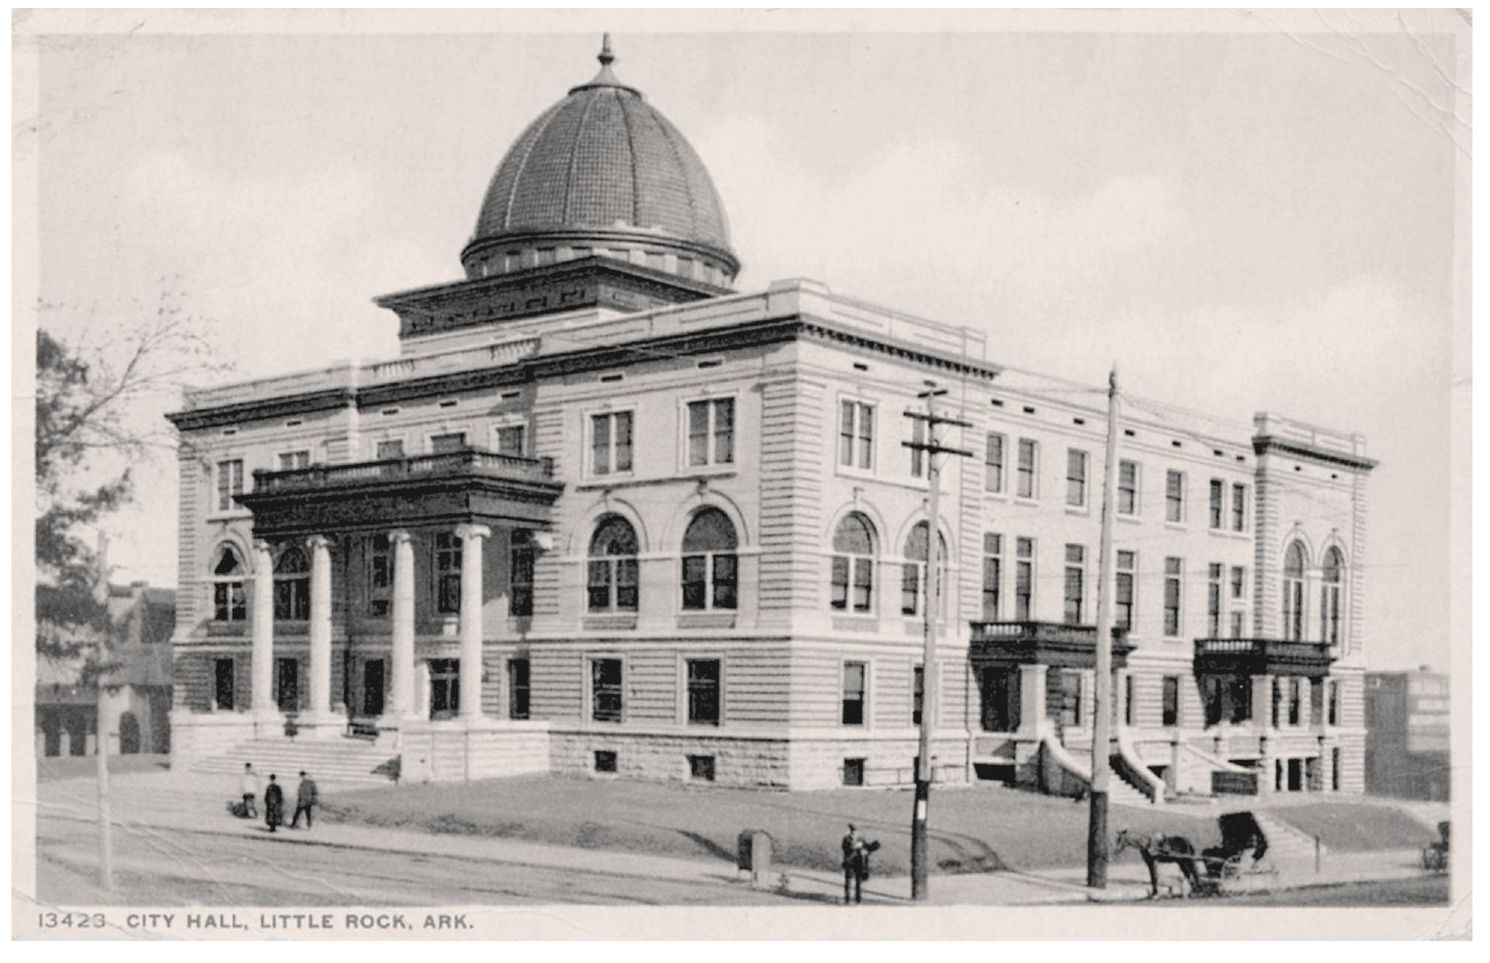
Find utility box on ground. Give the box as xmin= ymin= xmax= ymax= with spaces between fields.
xmin=737 ymin=829 xmax=774 ymax=889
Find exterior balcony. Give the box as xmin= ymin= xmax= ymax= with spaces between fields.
xmin=969 ymin=620 xmax=1133 ymax=670
xmin=1193 ymin=637 xmax=1337 ymax=678
xmin=237 ymin=448 xmax=563 ymax=538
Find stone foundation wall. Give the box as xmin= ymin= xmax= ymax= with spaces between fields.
xmin=399 ymin=720 xmax=551 ymax=784
xmin=787 ymin=736 xmax=968 ymax=790
xmin=169 ymin=710 xmax=263 ymax=766
xmin=551 ymin=729 xmax=793 ymax=788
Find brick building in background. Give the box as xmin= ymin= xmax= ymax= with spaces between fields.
xmin=165 ymin=38 xmax=1376 ymax=800
xmin=1364 ymin=669 xmax=1450 ymax=801
xmin=35 ymin=581 xmax=175 ymax=758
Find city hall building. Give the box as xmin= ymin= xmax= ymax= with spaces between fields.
xmin=167 ymin=40 xmax=1375 ymax=799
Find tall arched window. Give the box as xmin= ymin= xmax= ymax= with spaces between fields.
xmin=211 ymin=546 xmax=247 ymax=623
xmin=588 ymin=515 xmax=639 ymax=612
xmin=273 ymin=546 xmax=310 ymax=621
xmin=830 ymin=513 xmax=876 ymax=613
xmin=1320 ymin=547 xmax=1344 ymax=645
xmin=901 ymin=521 xmax=949 ymax=616
xmin=1282 ymin=541 xmax=1307 ymax=641
xmin=681 ymin=508 xmax=738 ymax=610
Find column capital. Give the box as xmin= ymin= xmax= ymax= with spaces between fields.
xmin=454 ymin=523 xmax=492 ymax=542
xmin=389 ymin=529 xmax=414 ymax=546
xmin=252 ymin=538 xmax=274 ymax=555
xmin=306 ymin=534 xmax=334 ymax=551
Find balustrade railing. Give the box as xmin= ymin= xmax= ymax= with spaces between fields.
xmin=252 ymin=448 xmax=554 ymax=493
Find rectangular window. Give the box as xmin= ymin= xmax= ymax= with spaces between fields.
xmin=1118 ymin=460 xmax=1139 ymax=515
xmin=429 ymin=658 xmax=459 ymax=718
xmin=509 ymin=530 xmax=534 ymax=617
xmin=687 ymin=755 xmax=716 ymax=782
xmin=507 ymin=658 xmax=530 ymax=720
xmin=839 ymin=400 xmax=875 ymax=470
xmin=1231 ymin=483 xmax=1248 ymax=532
xmin=842 ymin=758 xmax=865 ymax=787
xmin=1115 ymin=550 xmax=1136 ymax=631
xmin=594 ymin=750 xmax=618 ymax=773
xmin=909 ymin=417 xmax=926 ymax=478
xmin=1059 ymin=670 xmax=1083 ymax=728
xmin=1288 ymin=677 xmax=1302 ymax=726
xmin=1208 ymin=479 xmax=1225 ymax=529
xmin=1063 ymin=544 xmax=1085 ymax=624
xmin=984 ymin=432 xmax=1006 ymax=493
xmin=686 ymin=659 xmax=722 ymax=725
xmin=430 ymin=432 xmax=467 ymax=454
xmin=1328 ymin=680 xmax=1340 ymax=726
xmin=1230 ymin=566 xmax=1245 ymax=600
xmin=367 ymin=534 xmax=392 ymax=617
xmin=591 ymin=412 xmax=634 ymax=475
xmin=591 ymin=658 xmax=623 ymax=723
xmin=981 ymin=533 xmax=1002 ymax=620
xmin=841 ymin=662 xmax=867 ymax=726
xmin=275 ymin=657 xmax=299 ymax=712
xmin=1066 ymin=449 xmax=1088 ymax=507
xmin=1230 ymin=611 xmax=1245 ymax=638
xmin=1230 ymin=676 xmax=1253 ymax=724
xmin=215 ymin=459 xmax=244 ymax=512
xmin=375 ymin=438 xmax=405 ymax=460
xmin=278 ymin=450 xmax=310 ymax=471
xmin=1310 ymin=679 xmax=1325 ymax=726
xmin=213 ymin=579 xmax=246 ymax=623
xmin=1124 ymin=674 xmax=1135 ymax=726
xmin=496 ymin=424 xmax=526 ymax=457
xmin=1015 ymin=537 xmax=1035 ymax=621
xmin=213 ymin=658 xmax=235 ymax=711
xmin=1164 ymin=557 xmax=1182 ymax=636
xmin=687 ymin=398 xmax=735 ymax=467
xmin=1207 ymin=563 xmax=1223 ymax=636
xmin=434 ymin=532 xmax=462 ymax=615
xmin=978 ymin=666 xmax=1019 ymax=733
xmin=1203 ymin=676 xmax=1223 ymax=727
xmin=1165 ymin=470 xmax=1185 ymax=523
xmin=1016 ymin=439 xmax=1038 ymax=498
xmin=912 ymin=664 xmax=924 ymax=726
xmin=1162 ymin=675 xmax=1180 ymax=726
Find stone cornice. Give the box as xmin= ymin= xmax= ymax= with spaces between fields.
xmin=1252 ymin=435 xmax=1378 ymax=472
xmin=165 ymin=388 xmax=352 ymax=433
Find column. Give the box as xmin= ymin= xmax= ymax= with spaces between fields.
xmin=306 ymin=535 xmax=333 ymax=722
xmin=456 ymin=524 xmax=491 ymax=722
xmin=251 ymin=540 xmax=275 ymax=713
xmin=1017 ymin=663 xmax=1047 ymax=735
xmin=389 ymin=530 xmax=416 ymax=720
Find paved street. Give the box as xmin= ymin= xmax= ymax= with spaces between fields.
xmin=24 ymin=768 xmax=1446 ymax=909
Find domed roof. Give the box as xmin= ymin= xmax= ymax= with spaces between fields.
xmin=462 ymin=37 xmax=738 ymax=285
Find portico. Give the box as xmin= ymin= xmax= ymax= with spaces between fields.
xmin=234 ymin=449 xmax=562 ymax=736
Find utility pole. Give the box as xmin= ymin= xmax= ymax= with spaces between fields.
xmin=92 ymin=532 xmax=114 ymax=891
xmin=902 ymin=383 xmax=972 ymax=901
xmin=1087 ymin=366 xmax=1121 ymax=888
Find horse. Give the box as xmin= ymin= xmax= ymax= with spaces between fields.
xmin=1114 ymin=828 xmax=1201 ymax=898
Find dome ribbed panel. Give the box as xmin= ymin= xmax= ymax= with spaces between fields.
xmin=647 ymin=109 xmax=728 ymax=244
xmin=618 ymin=92 xmax=693 ymax=239
xmin=503 ymin=95 xmax=588 ymax=230
xmin=565 ymin=90 xmax=637 ymax=230
xmin=475 ymin=100 xmax=565 ymax=237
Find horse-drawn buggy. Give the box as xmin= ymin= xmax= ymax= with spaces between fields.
xmin=1116 ymin=811 xmax=1277 ymax=899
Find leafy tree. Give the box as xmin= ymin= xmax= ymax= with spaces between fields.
xmin=34 ymin=292 xmax=230 ymax=662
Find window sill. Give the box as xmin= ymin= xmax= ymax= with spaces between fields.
xmin=1163 ymin=521 xmax=1189 ymax=532
xmin=1011 ymin=496 xmax=1040 ymax=508
xmin=1064 ymin=504 xmax=1090 ymax=516
xmin=679 ymin=464 xmax=737 ymax=479
xmin=584 ymin=614 xmax=638 ymax=632
xmin=205 ymin=622 xmax=249 ymax=637
xmin=677 ymin=612 xmax=736 ymax=630
xmin=1116 ymin=513 xmax=1142 ymax=524
xmin=831 ymin=615 xmax=880 ymax=633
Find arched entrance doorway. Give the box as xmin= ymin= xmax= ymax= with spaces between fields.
xmin=119 ymin=711 xmax=141 ymax=755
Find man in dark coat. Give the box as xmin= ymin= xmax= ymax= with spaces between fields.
xmin=290 ymin=771 xmax=319 ymax=829
xmin=263 ymin=774 xmax=285 ymax=833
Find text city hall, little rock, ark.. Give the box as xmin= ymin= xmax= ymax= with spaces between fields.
xmin=166 ymin=38 xmax=1374 ymax=800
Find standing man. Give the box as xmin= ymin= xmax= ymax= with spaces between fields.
xmin=840 ymin=823 xmax=880 ymax=905
xmin=290 ymin=770 xmax=319 ymax=829
xmin=263 ymin=774 xmax=285 ymax=833
xmin=239 ymin=762 xmax=258 ymax=818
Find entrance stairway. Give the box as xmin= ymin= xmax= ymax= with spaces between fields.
xmin=192 ymin=737 xmax=399 ymax=786
xmin=1253 ymin=812 xmax=1328 ymax=865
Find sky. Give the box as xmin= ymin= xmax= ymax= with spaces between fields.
xmin=23 ymin=9 xmax=1468 ymax=672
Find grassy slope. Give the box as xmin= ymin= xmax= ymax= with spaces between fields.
xmin=1261 ymin=801 xmax=1439 ymax=852
xmin=325 ymin=776 xmax=1221 ymax=875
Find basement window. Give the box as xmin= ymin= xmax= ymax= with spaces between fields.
xmin=687 ymin=755 xmax=716 ymax=782
xmin=594 ymin=750 xmax=618 ymax=774
xmin=600 ymin=373 xmax=624 ymax=383
xmin=842 ymin=758 xmax=865 ymax=787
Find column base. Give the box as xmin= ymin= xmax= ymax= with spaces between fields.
xmin=287 ymin=710 xmax=345 ymax=740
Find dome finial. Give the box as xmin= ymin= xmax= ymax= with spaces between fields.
xmin=598 ymin=33 xmax=614 ymax=67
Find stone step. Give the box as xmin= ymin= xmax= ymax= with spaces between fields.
xmin=192 ymin=739 xmax=398 ymax=784
xmin=1254 ymin=812 xmax=1329 ymax=861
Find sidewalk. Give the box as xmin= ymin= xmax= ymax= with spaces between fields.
xmin=29 ymin=769 xmax=1432 ymax=906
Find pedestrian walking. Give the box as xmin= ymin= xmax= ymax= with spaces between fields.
xmin=239 ymin=762 xmax=258 ymax=818
xmin=840 ymin=823 xmax=880 ymax=904
xmin=290 ymin=770 xmax=319 ymax=829
xmin=263 ymin=773 xmax=285 ymax=833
